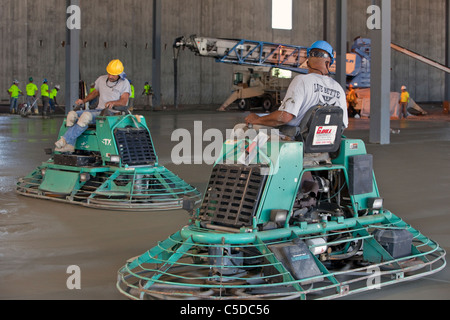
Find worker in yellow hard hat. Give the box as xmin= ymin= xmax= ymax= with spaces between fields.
xmin=55 ymin=59 xmax=131 ymax=153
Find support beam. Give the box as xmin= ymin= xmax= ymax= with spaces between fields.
xmin=335 ymin=0 xmax=347 ymax=89
xmin=152 ymin=0 xmax=161 ymax=109
xmin=65 ymin=0 xmax=80 ymax=115
xmin=369 ymin=0 xmax=391 ymax=144
xmin=445 ymin=0 xmax=450 ymax=114
xmin=323 ymin=0 xmax=328 ymax=41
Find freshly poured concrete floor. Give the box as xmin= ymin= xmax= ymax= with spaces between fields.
xmin=0 ymin=107 xmax=449 ymax=300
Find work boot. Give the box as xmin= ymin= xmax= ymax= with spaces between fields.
xmin=55 ymin=137 xmax=67 ymax=149
xmin=55 ymin=144 xmax=75 ymax=153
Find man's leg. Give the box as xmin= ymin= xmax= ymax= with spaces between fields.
xmin=55 ymin=110 xmax=84 ymax=148
xmin=55 ymin=111 xmax=98 ymax=152
xmin=26 ymin=96 xmax=33 ymax=110
xmin=49 ymin=99 xmax=55 ymax=113
xmin=9 ymin=98 xmax=16 ymax=113
xmin=31 ymin=97 xmax=39 ymax=114
xmin=42 ymin=97 xmax=49 ymax=116
xmin=399 ymin=103 xmax=405 ymax=119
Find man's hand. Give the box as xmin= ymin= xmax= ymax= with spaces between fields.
xmin=75 ymin=99 xmax=84 ymax=105
xmin=244 ymin=110 xmax=294 ymax=127
xmin=105 ymin=101 xmax=115 ymax=109
xmin=245 ymin=113 xmax=260 ymax=125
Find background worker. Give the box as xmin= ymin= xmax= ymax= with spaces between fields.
xmin=88 ymin=83 xmax=98 ymax=108
xmin=49 ymin=84 xmax=60 ymax=113
xmin=398 ymin=85 xmax=410 ymax=119
xmin=41 ymin=78 xmax=50 ymax=117
xmin=242 ymin=40 xmax=348 ymax=138
xmin=142 ymin=81 xmax=153 ymax=110
xmin=129 ymin=80 xmax=135 ymax=111
xmin=54 ymin=59 xmax=131 ymax=153
xmin=7 ymin=80 xmax=22 ymax=114
xmin=346 ymin=84 xmax=359 ymax=118
xmin=26 ymin=77 xmax=39 ymax=114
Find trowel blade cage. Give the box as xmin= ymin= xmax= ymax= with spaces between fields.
xmin=116 ymin=213 xmax=446 ymax=300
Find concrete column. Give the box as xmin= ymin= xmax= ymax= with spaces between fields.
xmin=369 ymin=0 xmax=391 ymax=144
xmin=335 ymin=0 xmax=347 ymax=89
xmin=445 ymin=0 xmax=450 ymax=114
xmin=323 ymin=0 xmax=328 ymax=41
xmin=152 ymin=0 xmax=161 ymax=108
xmin=65 ymin=0 xmax=80 ymax=114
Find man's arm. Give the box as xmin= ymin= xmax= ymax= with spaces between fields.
xmin=245 ymin=110 xmax=295 ymax=127
xmin=105 ymin=92 xmax=130 ymax=109
xmin=76 ymin=89 xmax=99 ymax=105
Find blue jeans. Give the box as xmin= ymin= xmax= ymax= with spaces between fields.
xmin=41 ymin=96 xmax=50 ymax=115
xmin=63 ymin=110 xmax=101 ymax=146
xmin=10 ymin=97 xmax=18 ymax=112
xmin=27 ymin=96 xmax=38 ymax=112
xmin=49 ymin=99 xmax=55 ymax=112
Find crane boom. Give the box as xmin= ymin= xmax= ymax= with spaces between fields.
xmin=174 ymin=35 xmax=310 ymax=73
xmin=391 ymin=42 xmax=450 ymax=74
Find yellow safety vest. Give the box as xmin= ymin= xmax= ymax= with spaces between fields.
xmin=41 ymin=83 xmax=49 ymax=97
xmin=8 ymin=84 xmax=22 ymax=98
xmin=50 ymin=88 xmax=58 ymax=99
xmin=400 ymin=91 xmax=409 ymax=103
xmin=26 ymin=82 xmax=38 ymax=96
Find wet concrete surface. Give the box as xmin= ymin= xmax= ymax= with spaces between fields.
xmin=0 ymin=106 xmax=449 ymax=300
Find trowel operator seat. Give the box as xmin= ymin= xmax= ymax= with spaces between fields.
xmin=296 ymin=105 xmax=344 ymax=154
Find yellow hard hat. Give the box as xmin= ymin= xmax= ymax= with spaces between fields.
xmin=106 ymin=59 xmax=124 ymax=76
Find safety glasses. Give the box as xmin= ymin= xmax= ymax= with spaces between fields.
xmin=309 ymin=50 xmax=331 ymax=60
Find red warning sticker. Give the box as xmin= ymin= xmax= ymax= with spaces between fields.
xmin=312 ymin=126 xmax=337 ymax=145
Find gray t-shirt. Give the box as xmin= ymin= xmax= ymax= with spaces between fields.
xmin=94 ymin=75 xmax=131 ymax=110
xmin=278 ymin=73 xmax=348 ymax=128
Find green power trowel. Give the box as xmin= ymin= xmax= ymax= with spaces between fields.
xmin=116 ymin=106 xmax=446 ymax=300
xmin=16 ymin=109 xmax=201 ymax=211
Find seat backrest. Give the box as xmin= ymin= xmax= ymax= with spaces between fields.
xmin=297 ymin=105 xmax=343 ymax=153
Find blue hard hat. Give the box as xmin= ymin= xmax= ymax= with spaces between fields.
xmin=307 ymin=40 xmax=335 ymax=66
xmin=43 ymin=78 xmax=48 ymax=83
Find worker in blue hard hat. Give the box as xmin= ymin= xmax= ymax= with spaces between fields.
xmin=243 ymin=40 xmax=348 ymax=135
xmin=306 ymin=40 xmax=335 ymax=72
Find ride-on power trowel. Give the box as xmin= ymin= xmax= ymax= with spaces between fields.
xmin=117 ymin=106 xmax=446 ymax=299
xmin=16 ymin=106 xmax=201 ymax=211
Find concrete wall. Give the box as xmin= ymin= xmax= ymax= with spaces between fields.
xmin=1 ymin=0 xmax=66 ymax=105
xmin=346 ymin=0 xmax=446 ymax=103
xmin=1 ymin=0 xmax=447 ymax=107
